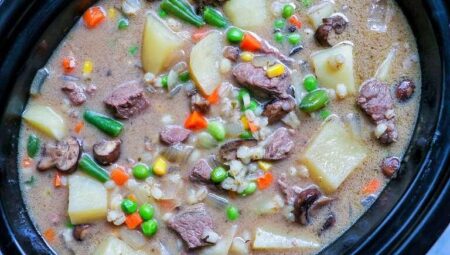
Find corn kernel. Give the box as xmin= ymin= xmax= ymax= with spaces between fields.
xmin=240 ymin=52 xmax=254 ymax=62
xmin=258 ymin=161 xmax=272 ymax=171
xmin=153 ymin=156 xmax=168 ymax=176
xmin=240 ymin=115 xmax=249 ymax=130
xmin=82 ymin=60 xmax=94 ymax=75
xmin=266 ymin=64 xmax=285 ymax=78
xmin=108 ymin=7 xmax=117 ymax=19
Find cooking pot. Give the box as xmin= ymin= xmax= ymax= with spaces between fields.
xmin=0 ymin=0 xmax=448 ymax=254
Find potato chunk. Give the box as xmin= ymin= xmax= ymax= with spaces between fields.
xmin=301 ymin=117 xmax=367 ymax=193
xmin=224 ymin=0 xmax=269 ymax=31
xmin=310 ymin=42 xmax=356 ymax=94
xmin=94 ymin=235 xmax=146 ymax=255
xmin=142 ymin=12 xmax=184 ymax=74
xmin=253 ymin=228 xmax=319 ymax=250
xmin=190 ymin=32 xmax=224 ymax=96
xmin=68 ymin=174 xmax=107 ymax=224
xmin=307 ymin=1 xmax=335 ymax=28
xmin=22 ymin=104 xmax=67 ymax=140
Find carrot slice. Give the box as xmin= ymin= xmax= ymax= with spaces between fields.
xmin=74 ymin=121 xmax=84 ymax=134
xmin=54 ymin=172 xmax=62 ymax=187
xmin=157 ymin=199 xmax=177 ymax=211
xmin=22 ymin=156 xmax=32 ymax=168
xmin=43 ymin=228 xmax=56 ymax=242
xmin=192 ymin=27 xmax=211 ymax=42
xmin=207 ymin=86 xmax=220 ymax=104
xmin=362 ymin=179 xmax=381 ymax=195
xmin=257 ymin=172 xmax=273 ymax=190
xmin=83 ymin=6 xmax=106 ymax=29
xmin=248 ymin=121 xmax=259 ymax=132
xmin=288 ymin=15 xmax=302 ymax=29
xmin=110 ymin=167 xmax=129 ymax=186
xmin=125 ymin=212 xmax=143 ymax=229
xmin=240 ymin=33 xmax=262 ymax=52
xmin=184 ymin=111 xmax=208 ymax=131
xmin=61 ymin=57 xmax=76 ymax=74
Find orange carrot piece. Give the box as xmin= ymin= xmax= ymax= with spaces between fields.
xmin=288 ymin=15 xmax=302 ymax=29
xmin=22 ymin=156 xmax=32 ymax=168
xmin=128 ymin=194 xmax=137 ymax=202
xmin=207 ymin=86 xmax=220 ymax=104
xmin=257 ymin=172 xmax=273 ymax=190
xmin=83 ymin=6 xmax=106 ymax=29
xmin=362 ymin=179 xmax=381 ymax=195
xmin=61 ymin=57 xmax=76 ymax=74
xmin=192 ymin=27 xmax=211 ymax=42
xmin=240 ymin=33 xmax=262 ymax=52
xmin=125 ymin=212 xmax=143 ymax=229
xmin=43 ymin=228 xmax=56 ymax=242
xmin=53 ymin=172 xmax=62 ymax=187
xmin=248 ymin=121 xmax=259 ymax=132
xmin=184 ymin=111 xmax=208 ymax=131
xmin=110 ymin=168 xmax=129 ymax=186
xmin=157 ymin=199 xmax=177 ymax=211
xmin=74 ymin=121 xmax=84 ymax=134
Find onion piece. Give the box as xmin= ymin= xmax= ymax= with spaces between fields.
xmin=205 ymin=193 xmax=229 ymax=209
xmin=196 ymin=132 xmax=218 ymax=149
xmin=252 ymin=55 xmax=277 ymax=68
xmin=30 ymin=68 xmax=49 ymax=96
xmin=121 ymin=0 xmax=141 ymax=16
xmin=119 ymin=227 xmax=147 ymax=250
xmin=161 ymin=144 xmax=194 ymax=163
xmin=225 ymin=122 xmax=245 ymax=138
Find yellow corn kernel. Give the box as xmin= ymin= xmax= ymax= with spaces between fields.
xmin=258 ymin=161 xmax=272 ymax=171
xmin=153 ymin=156 xmax=168 ymax=176
xmin=240 ymin=115 xmax=249 ymax=130
xmin=107 ymin=7 xmax=117 ymax=19
xmin=266 ymin=64 xmax=285 ymax=78
xmin=82 ymin=60 xmax=94 ymax=75
xmin=240 ymin=52 xmax=254 ymax=62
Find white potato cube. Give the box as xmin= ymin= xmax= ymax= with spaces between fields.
xmin=224 ymin=0 xmax=269 ymax=31
xmin=301 ymin=117 xmax=368 ymax=193
xmin=307 ymin=1 xmax=335 ymax=28
xmin=68 ymin=174 xmax=107 ymax=224
xmin=94 ymin=235 xmax=146 ymax=255
xmin=253 ymin=228 xmax=320 ymax=250
xmin=22 ymin=105 xmax=67 ymax=140
xmin=310 ymin=42 xmax=356 ymax=94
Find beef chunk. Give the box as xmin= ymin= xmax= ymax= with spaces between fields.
xmin=160 ymin=125 xmax=191 ymax=145
xmin=104 ymin=81 xmax=149 ymax=119
xmin=37 ymin=137 xmax=82 ymax=173
xmin=381 ymin=156 xmax=400 ymax=178
xmin=232 ymin=63 xmax=291 ymax=98
xmin=262 ymin=96 xmax=296 ymax=124
xmin=357 ymin=79 xmax=398 ymax=144
xmin=93 ymin=139 xmax=121 ymax=165
xmin=223 ymin=46 xmax=240 ymax=62
xmin=168 ymin=203 xmax=218 ymax=249
xmin=260 ymin=40 xmax=293 ymax=64
xmin=218 ymin=139 xmax=258 ymax=161
xmin=263 ymin=127 xmax=294 ymax=160
xmin=189 ymin=159 xmax=213 ymax=182
xmin=395 ymin=78 xmax=416 ymax=101
xmin=190 ymin=93 xmax=210 ymax=114
xmin=62 ymin=81 xmax=86 ymax=106
xmin=315 ymin=15 xmax=348 ymax=47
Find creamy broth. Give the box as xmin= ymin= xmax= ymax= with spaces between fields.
xmin=18 ymin=0 xmax=420 ymax=254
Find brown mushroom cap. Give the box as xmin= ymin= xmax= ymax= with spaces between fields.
xmin=315 ymin=14 xmax=349 ymax=47
xmin=37 ymin=137 xmax=82 ymax=173
xmin=93 ymin=139 xmax=121 ymax=165
xmin=72 ymin=224 xmax=91 ymax=241
xmin=293 ymin=187 xmax=322 ymax=225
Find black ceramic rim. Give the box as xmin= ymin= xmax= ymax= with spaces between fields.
xmin=0 ymin=1 xmax=448 ymax=254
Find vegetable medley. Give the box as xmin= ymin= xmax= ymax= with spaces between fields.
xmin=19 ymin=0 xmax=421 ymax=254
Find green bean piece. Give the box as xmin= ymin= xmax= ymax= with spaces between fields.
xmin=27 ymin=134 xmax=40 ymax=158
xmin=78 ymin=154 xmax=110 ymax=183
xmin=178 ymin=71 xmax=190 ymax=82
xmin=83 ymin=110 xmax=124 ymax=137
xmin=160 ymin=0 xmax=205 ymax=27
xmin=203 ymin=7 xmax=228 ymax=28
xmin=240 ymin=131 xmax=253 ymax=139
xmin=299 ymin=89 xmax=330 ymax=113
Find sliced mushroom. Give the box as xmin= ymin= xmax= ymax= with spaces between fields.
xmin=72 ymin=224 xmax=91 ymax=241
xmin=315 ymin=14 xmax=349 ymax=47
xmin=93 ymin=139 xmax=121 ymax=165
xmin=319 ymin=213 xmax=336 ymax=235
xmin=293 ymin=187 xmax=322 ymax=225
xmin=37 ymin=137 xmax=82 ymax=173
xmin=218 ymin=139 xmax=258 ymax=161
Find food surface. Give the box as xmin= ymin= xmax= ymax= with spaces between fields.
xmin=18 ymin=0 xmax=421 ymax=254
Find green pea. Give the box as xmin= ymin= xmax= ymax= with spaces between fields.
xmin=282 ymin=4 xmax=295 ymax=19
xmin=211 ymin=166 xmax=228 ymax=183
xmin=178 ymin=71 xmax=190 ymax=82
xmin=240 ymin=131 xmax=253 ymax=139
xmin=27 ymin=134 xmax=40 ymax=158
xmin=121 ymin=199 xmax=137 ymax=214
xmin=226 ymin=205 xmax=240 ymax=221
xmin=132 ymin=163 xmax=151 ymax=180
xmin=141 ymin=219 xmax=158 ymax=237
xmin=118 ymin=18 xmax=129 ymax=30
xmin=274 ymin=19 xmax=285 ymax=29
xmin=208 ymin=121 xmax=226 ymax=141
xmin=139 ymin=204 xmax=155 ymax=221
xmin=274 ymin=32 xmax=284 ymax=43
xmin=240 ymin=182 xmax=257 ymax=196
xmin=299 ymin=89 xmax=330 ymax=113
xmin=161 ymin=75 xmax=169 ymax=89
xmin=227 ymin=27 xmax=244 ymax=44
xmin=303 ymin=75 xmax=318 ymax=92
xmin=244 ymin=99 xmax=259 ymax=112
xmin=287 ymin=33 xmax=301 ymax=45
xmin=158 ymin=8 xmax=168 ymax=18
xmin=237 ymin=88 xmax=250 ymax=103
